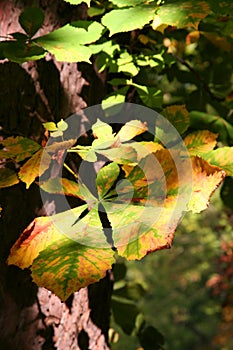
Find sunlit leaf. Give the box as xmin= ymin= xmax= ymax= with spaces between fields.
xmin=0 ymin=136 xmax=41 ymax=162
xmin=7 ymin=205 xmax=114 ymax=300
xmin=96 ymin=162 xmax=120 ymax=198
xmin=57 ymin=119 xmax=68 ymax=131
xmin=201 ymin=147 xmax=233 ymax=176
xmin=19 ymin=7 xmax=44 ymax=37
xmin=31 ymin=239 xmax=114 ymax=301
xmin=42 ymin=121 xmax=57 ymax=131
xmin=162 ymin=105 xmax=190 ymax=135
xmin=97 ymin=145 xmax=138 ymax=164
xmin=102 ymin=88 xmax=129 ymax=116
xmin=184 ymin=130 xmax=218 ymax=155
xmin=19 ymin=149 xmax=51 ymax=189
xmin=0 ymin=168 xmax=19 ymax=188
xmin=117 ymin=120 xmax=147 ymax=142
xmin=154 ymin=1 xmax=210 ymax=30
xmin=36 ymin=22 xmax=104 ymax=62
xmin=92 ymin=119 xmax=114 ymax=140
xmin=188 ymin=156 xmax=226 ymax=213
xmin=101 ymin=5 xmax=155 ymax=36
xmin=109 ymin=0 xmax=152 ymax=7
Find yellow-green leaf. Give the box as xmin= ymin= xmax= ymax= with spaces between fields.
xmin=201 ymin=147 xmax=233 ymax=176
xmin=0 ymin=136 xmax=41 ymax=162
xmin=40 ymin=177 xmax=84 ymax=199
xmin=0 ymin=168 xmax=19 ymax=188
xmin=96 ymin=162 xmax=120 ymax=198
xmin=19 ymin=149 xmax=51 ymax=189
xmin=92 ymin=119 xmax=114 ymax=140
xmin=117 ymin=120 xmax=147 ymax=142
xmin=162 ymin=105 xmax=190 ymax=135
xmin=184 ymin=130 xmax=218 ymax=156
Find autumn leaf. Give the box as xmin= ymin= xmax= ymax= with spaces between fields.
xmin=116 ymin=120 xmax=147 ymax=142
xmin=162 ymin=105 xmax=190 ymax=135
xmin=188 ymin=156 xmax=226 ymax=213
xmin=184 ymin=130 xmax=218 ymax=156
xmin=92 ymin=119 xmax=114 ymax=140
xmin=7 ymin=204 xmax=114 ymax=300
xmin=96 ymin=162 xmax=120 ymax=199
xmin=0 ymin=136 xmax=41 ymax=162
xmin=201 ymin=147 xmax=233 ymax=176
xmin=0 ymin=168 xmax=19 ymax=188
xmin=40 ymin=177 xmax=84 ymax=200
xmin=19 ymin=149 xmax=51 ymax=189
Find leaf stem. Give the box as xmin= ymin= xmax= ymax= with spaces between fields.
xmin=63 ymin=162 xmax=78 ymax=180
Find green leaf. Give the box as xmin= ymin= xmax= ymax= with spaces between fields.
xmin=97 ymin=145 xmax=138 ymax=164
xmin=36 ymin=22 xmax=104 ymax=62
xmin=162 ymin=105 xmax=190 ymax=135
xmin=19 ymin=7 xmax=44 ymax=37
xmin=132 ymin=83 xmax=163 ymax=109
xmin=0 ymin=41 xmax=45 ymax=63
xmin=0 ymin=168 xmax=19 ymax=188
xmin=64 ymin=0 xmax=91 ymax=5
xmin=88 ymin=7 xmax=105 ymax=17
xmin=0 ymin=136 xmax=41 ymax=162
xmin=96 ymin=162 xmax=120 ymax=198
xmin=153 ymin=1 xmax=210 ymax=31
xmin=42 ymin=121 xmax=58 ymax=131
xmin=189 ymin=111 xmax=233 ymax=144
xmin=102 ymin=87 xmax=129 ymax=116
xmin=221 ymin=177 xmax=233 ymax=210
xmin=201 ymin=147 xmax=233 ymax=176
xmin=184 ymin=130 xmax=218 ymax=156
xmin=109 ymin=0 xmax=153 ymax=7
xmin=57 ymin=119 xmax=68 ymax=131
xmin=101 ymin=5 xmax=155 ymax=36
xmin=19 ymin=149 xmax=51 ymax=189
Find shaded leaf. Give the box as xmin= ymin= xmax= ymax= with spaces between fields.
xmin=19 ymin=149 xmax=51 ymax=189
xmin=1 ymin=41 xmax=45 ymax=63
xmin=64 ymin=0 xmax=90 ymax=5
xmin=201 ymin=147 xmax=233 ymax=176
xmin=97 ymin=145 xmax=138 ymax=164
xmin=19 ymin=7 xmax=44 ymax=37
xmin=188 ymin=156 xmax=226 ymax=213
xmin=45 ymin=139 xmax=76 ymax=153
xmin=40 ymin=177 xmax=84 ymax=199
xmin=0 ymin=136 xmax=41 ymax=162
xmin=109 ymin=0 xmax=151 ymax=7
xmin=184 ymin=130 xmax=218 ymax=155
xmin=162 ymin=105 xmax=190 ymax=135
xmin=117 ymin=120 xmax=147 ymax=142
xmin=132 ymin=83 xmax=163 ymax=109
xmin=221 ymin=177 xmax=233 ymax=210
xmin=0 ymin=168 xmax=19 ymax=188
xmin=101 ymin=5 xmax=155 ymax=36
xmin=96 ymin=162 xmax=120 ymax=198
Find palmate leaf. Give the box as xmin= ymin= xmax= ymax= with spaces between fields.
xmin=40 ymin=177 xmax=84 ymax=200
xmin=0 ymin=136 xmax=41 ymax=162
xmin=162 ymin=105 xmax=190 ymax=135
xmin=96 ymin=162 xmax=120 ymax=199
xmin=153 ymin=0 xmax=210 ymax=31
xmin=201 ymin=147 xmax=233 ymax=176
xmin=7 ymin=205 xmax=114 ymax=300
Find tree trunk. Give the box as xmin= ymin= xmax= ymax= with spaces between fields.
xmin=0 ymin=1 xmax=112 ymax=349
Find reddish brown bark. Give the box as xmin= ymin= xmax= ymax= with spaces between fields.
xmin=0 ymin=1 xmax=112 ymax=349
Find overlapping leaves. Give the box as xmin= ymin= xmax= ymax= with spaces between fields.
xmin=7 ymin=120 xmax=233 ymax=300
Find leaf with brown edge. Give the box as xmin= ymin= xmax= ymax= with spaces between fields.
xmin=0 ymin=136 xmax=41 ymax=162
xmin=0 ymin=168 xmax=19 ymax=188
xmin=103 ymin=202 xmax=181 ymax=260
xmin=116 ymin=120 xmax=147 ymax=142
xmin=184 ymin=130 xmax=218 ymax=156
xmin=92 ymin=119 xmax=114 ymax=141
xmin=45 ymin=139 xmax=76 ymax=154
xmin=188 ymin=156 xmax=226 ymax=213
xmin=31 ymin=239 xmax=114 ymax=301
xmin=153 ymin=1 xmax=210 ymax=31
xmin=19 ymin=149 xmax=51 ymax=189
xmin=40 ymin=177 xmax=84 ymax=200
xmin=201 ymin=147 xmax=233 ymax=176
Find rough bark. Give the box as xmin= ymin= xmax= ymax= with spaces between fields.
xmin=0 ymin=1 xmax=112 ymax=349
